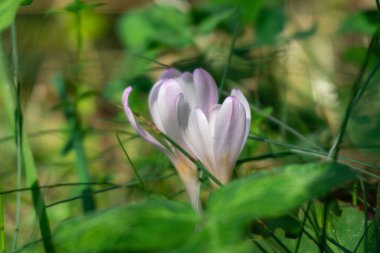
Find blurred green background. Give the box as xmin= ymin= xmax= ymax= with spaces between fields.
xmin=1 ymin=0 xmax=380 ymax=251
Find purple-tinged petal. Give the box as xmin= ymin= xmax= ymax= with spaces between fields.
xmin=148 ymin=80 xmax=165 ymax=131
xmin=122 ymin=87 xmax=173 ymax=160
xmin=193 ymin=68 xmax=218 ymax=114
xmin=213 ymin=96 xmax=247 ymax=183
xmin=231 ymin=89 xmax=251 ymax=152
xmin=160 ymin=68 xmax=181 ymax=79
xmin=177 ymin=94 xmax=191 ymax=131
xmin=184 ymin=108 xmax=215 ymax=175
xmin=175 ymin=72 xmax=197 ymax=108
xmin=157 ymin=79 xmax=186 ymax=146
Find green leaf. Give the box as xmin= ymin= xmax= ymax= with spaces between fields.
xmin=209 ymin=0 xmax=264 ymax=23
xmin=267 ymin=229 xmax=320 ymax=253
xmin=290 ymin=23 xmax=318 ymax=41
xmin=118 ymin=10 xmax=155 ymax=51
xmin=198 ymin=8 xmax=235 ymax=34
xmin=65 ymin=0 xmax=103 ymax=14
xmin=332 ymin=206 xmax=368 ymax=252
xmin=182 ymin=163 xmax=355 ymax=252
xmin=0 ymin=0 xmax=22 ymax=32
xmin=54 ymin=199 xmax=199 ymax=252
xmin=343 ymin=46 xmax=368 ymax=66
xmin=207 ymin=163 xmax=356 ymax=224
xmin=118 ymin=5 xmax=192 ymax=51
xmin=339 ymin=11 xmax=379 ymax=35
xmin=255 ymin=7 xmax=286 ymax=44
xmin=21 ymin=0 xmax=33 ymax=6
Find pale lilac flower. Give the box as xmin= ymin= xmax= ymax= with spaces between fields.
xmin=122 ymin=68 xmax=251 ymax=207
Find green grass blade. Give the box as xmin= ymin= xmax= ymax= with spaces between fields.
xmin=0 ymin=38 xmax=55 ymax=253
xmin=0 ymin=195 xmax=6 ymax=253
xmin=73 ymin=139 xmax=97 ymax=212
xmin=359 ymin=179 xmax=369 ymax=253
xmin=219 ymin=12 xmax=239 ymax=98
xmin=115 ymin=132 xmax=147 ymax=192
xmin=328 ymin=31 xmax=380 ymax=159
xmin=295 ymin=202 xmax=312 ymax=253
xmin=10 ymin=22 xmax=21 ymax=252
xmin=53 ymin=75 xmax=96 ymax=213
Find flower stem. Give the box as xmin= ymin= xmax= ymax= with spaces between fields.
xmin=195 ymin=170 xmax=203 ymax=215
xmin=160 ymin=132 xmax=223 ymax=187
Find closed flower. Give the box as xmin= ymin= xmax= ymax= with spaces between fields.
xmin=122 ymin=68 xmax=251 ymax=207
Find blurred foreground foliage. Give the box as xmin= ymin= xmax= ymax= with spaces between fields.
xmin=54 ymin=163 xmax=359 ymax=253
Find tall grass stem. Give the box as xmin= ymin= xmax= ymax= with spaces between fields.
xmin=0 ymin=36 xmax=55 ymax=253
xmin=10 ymin=22 xmax=22 ymax=253
xmin=0 ymin=196 xmax=6 ymax=253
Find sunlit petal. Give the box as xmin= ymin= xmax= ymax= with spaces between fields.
xmin=193 ymin=68 xmax=218 ymax=114
xmin=184 ymin=108 xmax=215 ymax=174
xmin=122 ymin=87 xmax=173 ymax=160
xmin=173 ymin=150 xmax=198 ymax=208
xmin=148 ymin=80 xmax=165 ymax=131
xmin=156 ymin=80 xmax=185 ymax=144
xmin=213 ymin=96 xmax=247 ymax=183
xmin=231 ymin=88 xmax=251 ymax=146
xmin=208 ymin=104 xmax=221 ymax=137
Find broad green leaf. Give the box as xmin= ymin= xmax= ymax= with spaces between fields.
xmin=198 ymin=8 xmax=235 ymax=34
xmin=65 ymin=0 xmax=103 ymax=13
xmin=54 ymin=199 xmax=199 ymax=252
xmin=178 ymin=163 xmax=355 ymax=253
xmin=248 ymin=204 xmax=368 ymax=253
xmin=209 ymin=0 xmax=264 ymax=23
xmin=207 ymin=163 xmax=356 ymax=224
xmin=339 ymin=11 xmax=379 ymax=35
xmin=267 ymin=229 xmax=319 ymax=253
xmin=0 ymin=0 xmax=22 ymax=32
xmin=21 ymin=0 xmax=33 ymax=6
xmin=168 ymin=229 xmax=254 ymax=253
xmin=255 ymin=7 xmax=286 ymax=44
xmin=332 ymin=206 xmax=368 ymax=252
xmin=118 ymin=5 xmax=192 ymax=52
xmin=343 ymin=46 xmax=368 ymax=66
xmin=118 ymin=10 xmax=155 ymax=51
xmin=264 ymin=214 xmax=302 ymax=237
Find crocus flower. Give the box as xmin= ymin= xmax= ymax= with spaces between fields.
xmin=122 ymin=68 xmax=251 ymax=207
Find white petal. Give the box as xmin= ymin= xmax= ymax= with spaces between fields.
xmin=157 ymin=79 xmax=186 ymax=146
xmin=175 ymin=72 xmax=198 ymax=109
xmin=193 ymin=68 xmax=218 ymax=114
xmin=122 ymin=87 xmax=173 ymax=160
xmin=184 ymin=109 xmax=215 ymax=175
xmin=213 ymin=96 xmax=247 ymax=183
xmin=208 ymin=104 xmax=221 ymax=137
xmin=177 ymin=94 xmax=191 ymax=131
xmin=148 ymin=80 xmax=165 ymax=131
xmin=231 ymin=89 xmax=251 ymax=145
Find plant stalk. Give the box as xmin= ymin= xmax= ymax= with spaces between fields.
xmin=0 ymin=195 xmax=6 ymax=253
xmin=0 ymin=36 xmax=55 ymax=253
